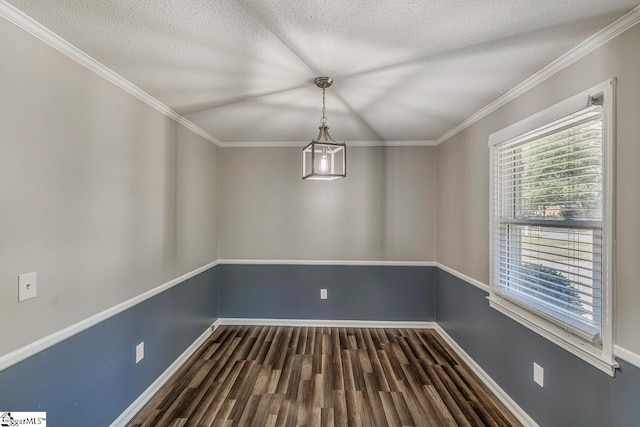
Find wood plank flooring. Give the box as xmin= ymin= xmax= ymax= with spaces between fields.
xmin=127 ymin=326 xmax=522 ymax=427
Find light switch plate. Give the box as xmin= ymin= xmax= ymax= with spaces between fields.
xmin=18 ymin=272 xmax=37 ymax=302
xmin=136 ymin=342 xmax=144 ymax=363
xmin=533 ymin=362 xmax=544 ymax=387
xmin=320 ymin=289 xmax=328 ymax=300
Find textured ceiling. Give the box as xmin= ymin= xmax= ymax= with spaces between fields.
xmin=6 ymin=0 xmax=640 ymax=144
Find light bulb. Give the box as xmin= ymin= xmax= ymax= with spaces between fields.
xmin=318 ymin=146 xmax=330 ymax=173
xmin=319 ymin=154 xmax=329 ymax=173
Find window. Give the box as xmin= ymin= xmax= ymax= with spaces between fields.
xmin=488 ymin=80 xmax=616 ymax=375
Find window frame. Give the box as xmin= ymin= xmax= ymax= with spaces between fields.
xmin=488 ymin=79 xmax=617 ymax=376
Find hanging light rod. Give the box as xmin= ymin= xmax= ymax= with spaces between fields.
xmin=302 ymin=76 xmax=347 ymax=181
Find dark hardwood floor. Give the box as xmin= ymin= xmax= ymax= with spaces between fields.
xmin=127 ymin=326 xmax=522 ymax=427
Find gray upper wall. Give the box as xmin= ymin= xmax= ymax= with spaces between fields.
xmin=0 ymin=17 xmax=220 ymax=355
xmin=4 ymin=0 xmax=639 ymax=367
xmin=436 ymin=23 xmax=640 ymax=354
xmin=220 ymin=146 xmax=437 ymax=261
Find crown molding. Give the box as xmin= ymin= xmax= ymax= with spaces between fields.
xmin=435 ymin=4 xmax=640 ymax=146
xmin=217 ymin=140 xmax=438 ymax=148
xmin=0 ymin=0 xmax=434 ymax=149
xmin=347 ymin=140 xmax=438 ymax=147
xmin=0 ymin=0 xmax=222 ymax=146
xmin=3 ymin=0 xmax=638 ymax=149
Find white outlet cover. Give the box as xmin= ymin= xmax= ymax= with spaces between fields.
xmin=533 ymin=362 xmax=544 ymax=387
xmin=18 ymin=272 xmax=37 ymax=302
xmin=136 ymin=342 xmax=144 ymax=363
xmin=320 ymin=289 xmax=328 ymax=300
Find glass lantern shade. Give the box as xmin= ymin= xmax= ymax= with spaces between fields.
xmin=302 ymin=139 xmax=346 ymax=180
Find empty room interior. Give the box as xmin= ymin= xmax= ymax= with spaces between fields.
xmin=2 ymin=1 xmax=640 ymax=426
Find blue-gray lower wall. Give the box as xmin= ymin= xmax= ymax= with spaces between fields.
xmin=436 ymin=268 xmax=640 ymax=427
xmin=219 ymin=264 xmax=436 ymax=321
xmin=5 ymin=263 xmax=640 ymax=427
xmin=0 ymin=265 xmax=219 ymax=426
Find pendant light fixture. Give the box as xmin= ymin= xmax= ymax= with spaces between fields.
xmin=302 ymin=77 xmax=346 ymax=180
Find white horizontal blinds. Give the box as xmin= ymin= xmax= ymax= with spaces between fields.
xmin=494 ymin=104 xmax=604 ymax=339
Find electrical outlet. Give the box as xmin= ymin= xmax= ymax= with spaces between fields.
xmin=533 ymin=362 xmax=544 ymax=387
xmin=18 ymin=272 xmax=37 ymax=302
xmin=136 ymin=342 xmax=145 ymax=363
xmin=320 ymin=289 xmax=328 ymax=300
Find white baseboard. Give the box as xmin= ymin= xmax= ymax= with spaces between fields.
xmin=0 ymin=0 xmax=221 ymax=146
xmin=216 ymin=318 xmax=437 ymax=329
xmin=109 ymin=321 xmax=219 ymax=427
xmin=434 ymin=325 xmax=539 ymax=427
xmin=218 ymin=259 xmax=437 ymax=267
xmin=211 ymin=318 xmax=222 ymax=330
xmin=110 ymin=318 xmax=537 ymax=426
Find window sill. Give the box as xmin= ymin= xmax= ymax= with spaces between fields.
xmin=488 ymin=295 xmax=618 ymax=376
